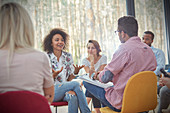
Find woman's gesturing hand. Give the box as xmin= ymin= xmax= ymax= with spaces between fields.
xmin=52 ymin=67 xmax=63 ymax=79
xmin=73 ymin=64 xmax=85 ymax=75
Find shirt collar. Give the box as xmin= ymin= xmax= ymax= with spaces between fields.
xmin=150 ymin=46 xmax=154 ymax=49
xmin=48 ymin=52 xmax=56 ymax=60
xmin=49 ymin=51 xmax=65 ymax=60
xmin=126 ymin=36 xmax=141 ymax=43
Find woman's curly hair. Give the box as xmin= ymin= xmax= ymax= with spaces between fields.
xmin=42 ymin=28 xmax=69 ymax=53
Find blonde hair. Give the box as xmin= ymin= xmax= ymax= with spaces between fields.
xmin=0 ymin=2 xmax=35 ymax=76
xmin=0 ymin=2 xmax=34 ymax=55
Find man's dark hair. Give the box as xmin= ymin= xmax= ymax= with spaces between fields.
xmin=118 ymin=15 xmax=138 ymax=37
xmin=144 ymin=31 xmax=154 ymax=40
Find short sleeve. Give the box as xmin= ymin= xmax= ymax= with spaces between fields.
xmin=42 ymin=53 xmax=54 ymax=88
xmin=98 ymin=49 xmax=129 ymax=82
xmin=104 ymin=48 xmax=129 ymax=76
xmin=82 ymin=58 xmax=90 ymax=67
xmin=100 ymin=55 xmax=107 ymax=65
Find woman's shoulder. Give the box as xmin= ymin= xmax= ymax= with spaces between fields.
xmin=31 ymin=49 xmax=48 ymax=57
xmin=82 ymin=57 xmax=90 ymax=65
xmin=101 ymin=54 xmax=107 ymax=59
xmin=22 ymin=49 xmax=50 ymax=63
xmin=14 ymin=48 xmax=46 ymax=56
xmin=82 ymin=57 xmax=88 ymax=61
xmin=98 ymin=54 xmax=107 ymax=63
xmin=15 ymin=48 xmax=50 ymax=63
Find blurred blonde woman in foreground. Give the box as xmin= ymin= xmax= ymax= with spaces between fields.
xmin=0 ymin=2 xmax=54 ymax=103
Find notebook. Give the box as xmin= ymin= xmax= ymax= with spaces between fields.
xmin=78 ymin=73 xmax=113 ymax=88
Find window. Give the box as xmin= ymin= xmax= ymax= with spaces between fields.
xmin=135 ymin=0 xmax=168 ymax=63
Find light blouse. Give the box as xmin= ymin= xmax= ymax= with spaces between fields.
xmin=82 ymin=55 xmax=107 ymax=72
xmin=48 ymin=51 xmax=74 ymax=84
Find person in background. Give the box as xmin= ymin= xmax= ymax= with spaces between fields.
xmin=82 ymin=40 xmax=107 ymax=113
xmin=83 ymin=16 xmax=157 ymax=112
xmin=142 ymin=31 xmax=165 ymax=76
xmin=0 ymin=2 xmax=54 ymax=103
xmin=42 ymin=28 xmax=91 ymax=113
xmin=158 ymin=68 xmax=170 ymax=113
xmin=142 ymin=31 xmax=166 ymax=95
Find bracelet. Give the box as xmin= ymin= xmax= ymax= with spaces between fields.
xmin=91 ymin=73 xmax=95 ymax=80
xmin=74 ymin=75 xmax=79 ymax=79
xmin=73 ymin=73 xmax=79 ymax=79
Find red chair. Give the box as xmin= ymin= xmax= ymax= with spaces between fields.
xmin=0 ymin=91 xmax=52 ymax=113
xmin=51 ymin=101 xmax=68 ymax=113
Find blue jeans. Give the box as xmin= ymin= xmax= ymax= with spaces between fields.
xmin=53 ymin=81 xmax=91 ymax=113
xmin=83 ymin=81 xmax=121 ymax=112
xmin=85 ymin=90 xmax=101 ymax=108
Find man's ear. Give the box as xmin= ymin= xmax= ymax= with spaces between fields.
xmin=151 ymin=40 xmax=153 ymax=43
xmin=121 ymin=31 xmax=126 ymax=38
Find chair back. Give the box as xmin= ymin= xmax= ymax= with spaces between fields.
xmin=121 ymin=71 xmax=157 ymax=113
xmin=0 ymin=91 xmax=52 ymax=113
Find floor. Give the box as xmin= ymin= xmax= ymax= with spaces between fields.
xmin=50 ymin=104 xmax=170 ymax=113
xmin=50 ymin=79 xmax=170 ymax=113
xmin=50 ymin=91 xmax=170 ymax=113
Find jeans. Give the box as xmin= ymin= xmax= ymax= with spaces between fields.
xmin=83 ymin=81 xmax=121 ymax=112
xmin=85 ymin=90 xmax=101 ymax=108
xmin=158 ymin=86 xmax=170 ymax=113
xmin=53 ymin=81 xmax=91 ymax=113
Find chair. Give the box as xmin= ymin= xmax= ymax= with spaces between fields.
xmin=100 ymin=71 xmax=157 ymax=113
xmin=0 ymin=91 xmax=52 ymax=113
xmin=51 ymin=101 xmax=68 ymax=113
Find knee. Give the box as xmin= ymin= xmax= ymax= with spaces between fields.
xmin=67 ymin=90 xmax=77 ymax=96
xmin=83 ymin=81 xmax=88 ymax=88
xmin=71 ymin=81 xmax=80 ymax=87
xmin=160 ymin=86 xmax=169 ymax=97
xmin=66 ymin=93 xmax=78 ymax=103
xmin=71 ymin=81 xmax=83 ymax=91
xmin=160 ymin=86 xmax=166 ymax=94
xmin=83 ymin=81 xmax=86 ymax=86
xmin=70 ymin=94 xmax=78 ymax=102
